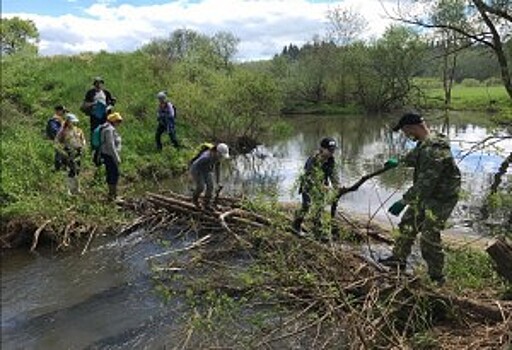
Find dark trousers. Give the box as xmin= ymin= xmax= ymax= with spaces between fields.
xmin=54 ymin=150 xmax=66 ymax=171
xmin=155 ymin=124 xmax=179 ymax=150
xmin=101 ymin=154 xmax=119 ymax=185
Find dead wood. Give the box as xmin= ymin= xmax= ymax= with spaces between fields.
xmin=486 ymin=235 xmax=512 ymax=283
xmin=30 ymin=219 xmax=51 ymax=253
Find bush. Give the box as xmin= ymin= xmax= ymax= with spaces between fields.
xmin=484 ymin=77 xmax=503 ymax=86
xmin=460 ymin=78 xmax=481 ymax=87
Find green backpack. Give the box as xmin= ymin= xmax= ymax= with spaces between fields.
xmin=92 ymin=124 xmax=107 ymax=151
xmin=92 ymin=124 xmax=107 ymax=166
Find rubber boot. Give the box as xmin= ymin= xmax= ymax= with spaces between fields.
xmin=203 ymin=196 xmax=213 ymax=211
xmin=66 ymin=177 xmax=77 ymax=195
xmin=192 ymin=193 xmax=201 ymax=209
xmin=108 ymin=184 xmax=117 ymax=202
xmin=291 ymin=217 xmax=305 ymax=237
xmin=74 ymin=177 xmax=81 ymax=194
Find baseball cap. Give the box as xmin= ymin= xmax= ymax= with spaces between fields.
xmin=93 ymin=76 xmax=104 ymax=84
xmin=66 ymin=113 xmax=79 ymax=123
xmin=157 ymin=91 xmax=167 ymax=100
xmin=320 ymin=137 xmax=337 ymax=151
xmin=216 ymin=143 xmax=230 ymax=159
xmin=107 ymin=112 xmax=123 ymax=123
xmin=392 ymin=113 xmax=424 ymax=132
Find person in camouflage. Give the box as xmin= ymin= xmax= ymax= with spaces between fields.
xmin=291 ymin=137 xmax=343 ymax=239
xmin=380 ymin=113 xmax=461 ymax=285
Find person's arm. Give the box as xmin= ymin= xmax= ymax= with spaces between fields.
xmin=103 ymin=127 xmax=121 ymax=164
xmin=328 ymin=158 xmax=341 ymax=189
xmin=104 ymin=90 xmax=114 ymax=106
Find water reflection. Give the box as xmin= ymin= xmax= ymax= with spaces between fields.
xmin=230 ymin=112 xmax=512 ymax=229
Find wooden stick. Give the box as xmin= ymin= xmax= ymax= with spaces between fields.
xmin=81 ymin=225 xmax=97 ymax=256
xmin=30 ymin=219 xmax=51 ymax=253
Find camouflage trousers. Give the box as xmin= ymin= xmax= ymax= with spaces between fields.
xmin=392 ymin=196 xmax=458 ymax=279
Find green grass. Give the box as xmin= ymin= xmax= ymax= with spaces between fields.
xmin=423 ymin=85 xmax=511 ymax=111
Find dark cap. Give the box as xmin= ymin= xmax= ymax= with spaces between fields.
xmin=93 ymin=76 xmax=104 ymax=84
xmin=320 ymin=137 xmax=337 ymax=151
xmin=392 ymin=113 xmax=424 ymax=132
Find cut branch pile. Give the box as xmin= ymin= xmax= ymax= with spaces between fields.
xmin=120 ymin=191 xmax=511 ymax=349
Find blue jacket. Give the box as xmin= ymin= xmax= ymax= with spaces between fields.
xmin=157 ymin=102 xmax=176 ymax=131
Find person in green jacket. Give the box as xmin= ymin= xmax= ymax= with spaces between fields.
xmin=291 ymin=137 xmax=342 ymax=240
xmin=380 ymin=113 xmax=461 ymax=285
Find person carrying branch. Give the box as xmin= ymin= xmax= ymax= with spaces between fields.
xmin=379 ymin=112 xmax=461 ymax=285
xmin=291 ymin=137 xmax=343 ymax=240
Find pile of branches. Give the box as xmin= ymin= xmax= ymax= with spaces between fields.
xmin=122 ymin=191 xmax=511 ymax=349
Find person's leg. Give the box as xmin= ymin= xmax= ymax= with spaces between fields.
xmin=392 ymin=205 xmax=424 ymax=261
xmin=420 ymin=198 xmax=458 ymax=283
xmin=103 ymin=154 xmax=119 ymax=201
xmin=155 ymin=124 xmax=165 ymax=151
xmin=292 ymin=192 xmax=311 ymax=233
xmin=168 ymin=128 xmax=180 ymax=148
xmin=191 ymin=171 xmax=205 ymax=208
xmin=380 ymin=204 xmax=424 ymax=269
xmin=66 ymin=152 xmax=78 ymax=195
xmin=203 ymin=172 xmax=214 ymax=209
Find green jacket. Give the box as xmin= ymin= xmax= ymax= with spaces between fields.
xmin=402 ymin=133 xmax=461 ymax=204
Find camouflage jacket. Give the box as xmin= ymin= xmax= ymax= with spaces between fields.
xmin=402 ymin=132 xmax=461 ymax=203
xmin=299 ymin=151 xmax=340 ymax=193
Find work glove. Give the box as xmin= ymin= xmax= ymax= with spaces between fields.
xmin=388 ymin=200 xmax=406 ymax=216
xmin=384 ymin=157 xmax=399 ymax=169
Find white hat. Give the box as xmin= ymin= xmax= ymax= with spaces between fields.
xmin=216 ymin=143 xmax=230 ymax=159
xmin=157 ymin=91 xmax=167 ymax=100
xmin=66 ymin=113 xmax=79 ymax=123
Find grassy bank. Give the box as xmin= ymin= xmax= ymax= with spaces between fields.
xmin=422 ymin=84 xmax=511 ymax=111
xmin=0 ymin=51 xmax=284 ymax=248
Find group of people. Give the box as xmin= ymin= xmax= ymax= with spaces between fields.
xmin=47 ymin=84 xmax=461 ymax=284
xmin=292 ymin=113 xmax=461 ymax=285
xmin=47 ymin=77 xmax=227 ymax=202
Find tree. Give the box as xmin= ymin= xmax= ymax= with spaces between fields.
xmin=211 ymin=31 xmax=240 ymax=69
xmin=386 ymin=0 xmax=512 ymax=99
xmin=431 ymin=0 xmax=470 ymax=107
xmin=326 ymin=6 xmax=368 ymax=46
xmin=0 ymin=17 xmax=39 ymax=55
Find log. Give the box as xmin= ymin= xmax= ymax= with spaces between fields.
xmin=486 ymin=235 xmax=512 ymax=283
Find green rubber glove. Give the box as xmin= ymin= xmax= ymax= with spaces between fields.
xmin=388 ymin=200 xmax=406 ymax=216
xmin=384 ymin=157 xmax=399 ymax=169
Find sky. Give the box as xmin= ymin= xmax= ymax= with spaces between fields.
xmin=2 ymin=0 xmax=397 ymax=61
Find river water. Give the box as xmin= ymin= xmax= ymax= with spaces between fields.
xmin=2 ymin=112 xmax=511 ymax=349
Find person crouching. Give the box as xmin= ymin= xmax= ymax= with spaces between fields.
xmin=189 ymin=143 xmax=230 ymax=210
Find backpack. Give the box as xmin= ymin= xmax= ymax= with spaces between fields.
xmin=92 ymin=124 xmax=108 ymax=166
xmin=46 ymin=118 xmax=62 ymax=140
xmin=92 ymin=124 xmax=106 ymax=151
xmin=189 ymin=142 xmax=214 ymax=166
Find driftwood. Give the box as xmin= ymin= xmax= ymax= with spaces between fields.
xmin=486 ymin=235 xmax=512 ymax=283
xmin=30 ymin=219 xmax=51 ymax=253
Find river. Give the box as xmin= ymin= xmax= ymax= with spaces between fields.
xmin=2 ymin=112 xmax=511 ymax=349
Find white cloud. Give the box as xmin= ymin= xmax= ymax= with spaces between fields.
xmin=5 ymin=0 xmax=395 ymax=61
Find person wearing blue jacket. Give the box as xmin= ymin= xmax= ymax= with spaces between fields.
xmin=155 ymin=91 xmax=180 ymax=151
